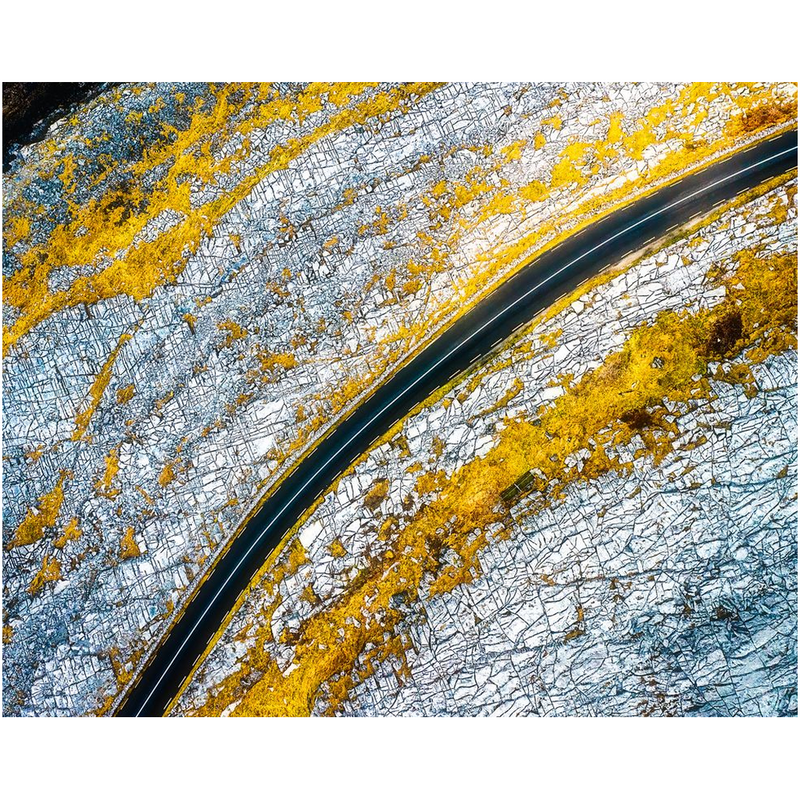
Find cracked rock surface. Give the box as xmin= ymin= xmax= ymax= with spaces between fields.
xmin=172 ymin=177 xmax=797 ymax=717
xmin=3 ymin=82 xmax=796 ymax=716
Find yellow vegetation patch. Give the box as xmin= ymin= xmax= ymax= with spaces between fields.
xmin=3 ymin=214 xmax=31 ymax=250
xmin=286 ymin=539 xmax=309 ymax=573
xmin=251 ymin=347 xmax=298 ymax=384
xmin=158 ymin=458 xmax=182 ymax=488
xmin=25 ymin=444 xmax=46 ymax=463
xmin=218 ymin=320 xmax=247 ymax=349
xmin=542 ymin=114 xmax=562 ymax=130
xmin=54 ymin=518 xmax=82 ymax=549
xmin=8 ymin=472 xmax=69 ymax=549
xmin=119 ymin=527 xmax=142 ymax=560
xmin=363 ymin=479 xmax=389 ymax=511
xmin=106 ymin=645 xmax=134 ymax=686
xmin=95 ymin=447 xmax=121 ymax=497
xmin=116 ymin=384 xmax=135 ymax=404
xmin=135 ymin=485 xmax=154 ymax=505
xmin=623 ymin=125 xmax=657 ymax=160
xmin=607 ymin=111 xmax=624 ymax=144
xmin=329 ymin=538 xmax=347 ymax=559
xmin=501 ymin=139 xmax=527 ymax=161
xmin=73 ymin=333 xmax=132 ymax=440
xmin=519 ymin=179 xmax=549 ymax=204
xmin=28 ymin=555 xmax=62 ymax=595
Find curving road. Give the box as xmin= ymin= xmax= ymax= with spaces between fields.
xmin=116 ymin=127 xmax=798 ymax=716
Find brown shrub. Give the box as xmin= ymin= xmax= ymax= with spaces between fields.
xmin=705 ymin=309 xmax=743 ymax=356
xmin=363 ymin=479 xmax=389 ymax=512
xmin=619 ymin=408 xmax=654 ymax=431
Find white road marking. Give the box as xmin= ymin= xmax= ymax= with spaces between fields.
xmin=130 ymin=141 xmax=797 ymax=716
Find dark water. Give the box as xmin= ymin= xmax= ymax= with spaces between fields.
xmin=3 ymin=82 xmax=114 ymax=171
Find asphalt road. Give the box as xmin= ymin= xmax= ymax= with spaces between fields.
xmin=116 ymin=127 xmax=798 ymax=717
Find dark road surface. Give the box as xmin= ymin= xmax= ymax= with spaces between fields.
xmin=117 ymin=128 xmax=798 ymax=716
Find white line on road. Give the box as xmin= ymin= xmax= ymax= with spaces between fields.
xmin=130 ymin=141 xmax=797 ymax=716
